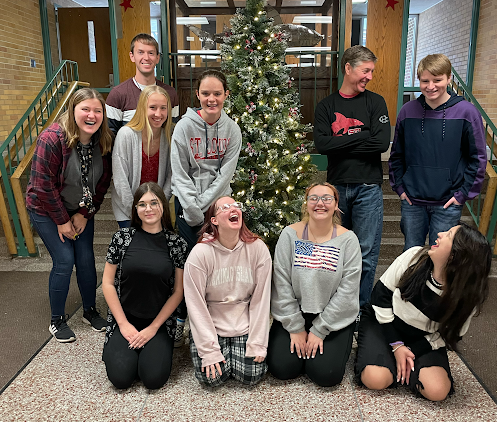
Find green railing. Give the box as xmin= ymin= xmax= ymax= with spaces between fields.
xmin=401 ymin=67 xmax=497 ymax=249
xmin=0 ymin=60 xmax=80 ymax=256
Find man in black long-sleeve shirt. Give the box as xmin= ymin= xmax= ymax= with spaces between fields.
xmin=313 ymin=45 xmax=390 ymax=308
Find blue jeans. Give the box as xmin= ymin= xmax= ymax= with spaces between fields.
xmin=335 ymin=184 xmax=383 ymax=307
xmin=28 ymin=210 xmax=97 ymax=319
xmin=400 ymin=201 xmax=463 ymax=250
xmin=117 ymin=220 xmax=131 ymax=229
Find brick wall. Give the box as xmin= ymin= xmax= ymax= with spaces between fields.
xmin=0 ymin=1 xmax=48 ymax=140
xmin=415 ymin=0 xmax=472 ymax=85
xmin=473 ymin=0 xmax=497 ymax=124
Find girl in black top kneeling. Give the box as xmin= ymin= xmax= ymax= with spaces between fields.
xmin=102 ymin=182 xmax=187 ymax=389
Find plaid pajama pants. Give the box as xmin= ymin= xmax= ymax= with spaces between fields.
xmin=190 ymin=333 xmax=267 ymax=387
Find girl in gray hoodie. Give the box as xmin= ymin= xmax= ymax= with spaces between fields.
xmin=171 ymin=70 xmax=242 ymax=250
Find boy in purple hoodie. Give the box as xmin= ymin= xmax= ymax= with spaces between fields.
xmin=389 ymin=54 xmax=486 ymax=250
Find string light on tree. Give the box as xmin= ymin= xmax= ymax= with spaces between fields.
xmin=221 ymin=0 xmax=317 ymax=252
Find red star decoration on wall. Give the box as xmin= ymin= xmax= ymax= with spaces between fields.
xmin=386 ymin=0 xmax=399 ymax=10
xmin=120 ymin=0 xmax=133 ymax=12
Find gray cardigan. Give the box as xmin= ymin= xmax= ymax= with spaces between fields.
xmin=111 ymin=126 xmax=172 ymax=221
xmin=271 ymin=226 xmax=362 ymax=339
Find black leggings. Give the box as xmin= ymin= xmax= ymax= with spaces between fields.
xmin=267 ymin=314 xmax=355 ymax=387
xmin=354 ymin=304 xmax=454 ymax=397
xmin=103 ymin=324 xmax=174 ymax=390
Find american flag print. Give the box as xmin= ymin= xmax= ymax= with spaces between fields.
xmin=294 ymin=240 xmax=340 ymax=272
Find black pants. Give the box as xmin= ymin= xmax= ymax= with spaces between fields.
xmin=354 ymin=304 xmax=454 ymax=397
xmin=103 ymin=324 xmax=174 ymax=390
xmin=174 ymin=197 xmax=204 ymax=319
xmin=267 ymin=314 xmax=355 ymax=387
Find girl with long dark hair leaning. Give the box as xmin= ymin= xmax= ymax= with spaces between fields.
xmin=355 ymin=222 xmax=491 ymax=401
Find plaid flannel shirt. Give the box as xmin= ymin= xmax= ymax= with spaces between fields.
xmin=26 ymin=123 xmax=112 ymax=225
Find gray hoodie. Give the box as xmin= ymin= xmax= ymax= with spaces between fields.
xmin=171 ymin=108 xmax=242 ymax=226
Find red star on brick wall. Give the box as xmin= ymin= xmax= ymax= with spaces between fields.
xmin=120 ymin=0 xmax=133 ymax=12
xmin=386 ymin=0 xmax=399 ymax=10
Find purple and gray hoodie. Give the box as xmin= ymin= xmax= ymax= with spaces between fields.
xmin=388 ymin=92 xmax=487 ymax=205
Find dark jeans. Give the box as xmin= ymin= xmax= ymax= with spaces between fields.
xmin=400 ymin=201 xmax=463 ymax=250
xmin=28 ymin=210 xmax=97 ymax=319
xmin=174 ymin=197 xmax=204 ymax=252
xmin=335 ymin=183 xmax=383 ymax=307
xmin=117 ymin=220 xmax=131 ymax=229
xmin=103 ymin=324 xmax=174 ymax=389
xmin=267 ymin=315 xmax=355 ymax=387
xmin=174 ymin=197 xmax=204 ymax=319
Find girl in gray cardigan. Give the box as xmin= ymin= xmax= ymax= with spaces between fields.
xmin=112 ymin=85 xmax=173 ymax=228
xmin=267 ymin=183 xmax=362 ymax=387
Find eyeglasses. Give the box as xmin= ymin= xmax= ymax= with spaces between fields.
xmin=307 ymin=195 xmax=335 ymax=204
xmin=216 ymin=202 xmax=243 ymax=213
xmin=136 ymin=199 xmax=161 ymax=211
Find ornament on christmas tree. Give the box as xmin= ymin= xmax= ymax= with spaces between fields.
xmin=221 ymin=0 xmax=318 ymax=252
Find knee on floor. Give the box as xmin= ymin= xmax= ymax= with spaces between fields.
xmin=361 ymin=366 xmax=393 ymax=390
xmin=418 ymin=380 xmax=451 ymax=402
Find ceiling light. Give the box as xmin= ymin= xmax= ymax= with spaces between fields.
xmin=176 ymin=17 xmax=209 ymax=25
xmin=301 ymin=1 xmax=317 ymax=4
xmin=293 ymin=16 xmax=333 ymax=24
xmin=200 ymin=1 xmax=217 ymax=4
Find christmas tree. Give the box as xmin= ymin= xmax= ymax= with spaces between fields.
xmin=221 ymin=0 xmax=318 ymax=251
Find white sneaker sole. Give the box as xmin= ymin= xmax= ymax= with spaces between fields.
xmin=48 ymin=325 xmax=76 ymax=343
xmin=82 ymin=317 xmax=106 ymax=332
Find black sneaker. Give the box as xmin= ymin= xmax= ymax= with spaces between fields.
xmin=49 ymin=315 xmax=76 ymax=343
xmin=82 ymin=306 xmax=106 ymax=332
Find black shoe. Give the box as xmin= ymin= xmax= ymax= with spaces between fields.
xmin=49 ymin=315 xmax=76 ymax=343
xmin=82 ymin=306 xmax=106 ymax=332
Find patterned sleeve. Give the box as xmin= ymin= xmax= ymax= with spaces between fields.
xmin=168 ymin=232 xmax=188 ymax=269
xmin=106 ymin=230 xmax=125 ymax=265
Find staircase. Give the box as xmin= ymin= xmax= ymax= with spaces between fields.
xmin=1 ymin=155 xmax=491 ymax=278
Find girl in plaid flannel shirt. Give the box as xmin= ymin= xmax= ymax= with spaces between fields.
xmin=26 ymin=88 xmax=113 ymax=343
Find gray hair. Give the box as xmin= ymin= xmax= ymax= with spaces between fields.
xmin=341 ymin=45 xmax=377 ymax=74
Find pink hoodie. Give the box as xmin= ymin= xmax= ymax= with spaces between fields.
xmin=184 ymin=238 xmax=272 ymax=367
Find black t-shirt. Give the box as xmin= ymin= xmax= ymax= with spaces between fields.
xmin=120 ymin=228 xmax=173 ymax=319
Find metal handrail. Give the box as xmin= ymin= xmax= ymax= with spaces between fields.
xmin=0 ymin=60 xmax=80 ymax=256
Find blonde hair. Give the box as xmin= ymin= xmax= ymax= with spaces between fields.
xmin=417 ymin=54 xmax=452 ymax=79
xmin=301 ymin=182 xmax=341 ymax=225
xmin=57 ymin=88 xmax=112 ymax=155
xmin=127 ymin=85 xmax=172 ymax=155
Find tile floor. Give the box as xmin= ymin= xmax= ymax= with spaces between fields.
xmin=0 ymin=290 xmax=496 ymax=422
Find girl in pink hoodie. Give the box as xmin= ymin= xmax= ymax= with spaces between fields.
xmin=184 ymin=196 xmax=272 ymax=386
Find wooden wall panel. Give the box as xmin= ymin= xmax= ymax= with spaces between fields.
xmin=344 ymin=0 xmax=352 ymax=50
xmin=58 ymin=8 xmax=113 ymax=88
xmin=117 ymin=0 xmax=151 ymax=82
xmin=366 ymin=0 xmax=404 ymax=123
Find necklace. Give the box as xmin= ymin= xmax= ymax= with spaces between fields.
xmin=430 ymin=271 xmax=443 ymax=289
xmin=308 ymin=224 xmax=334 ymax=244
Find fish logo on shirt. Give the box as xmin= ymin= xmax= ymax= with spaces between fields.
xmin=331 ymin=112 xmax=364 ymax=136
